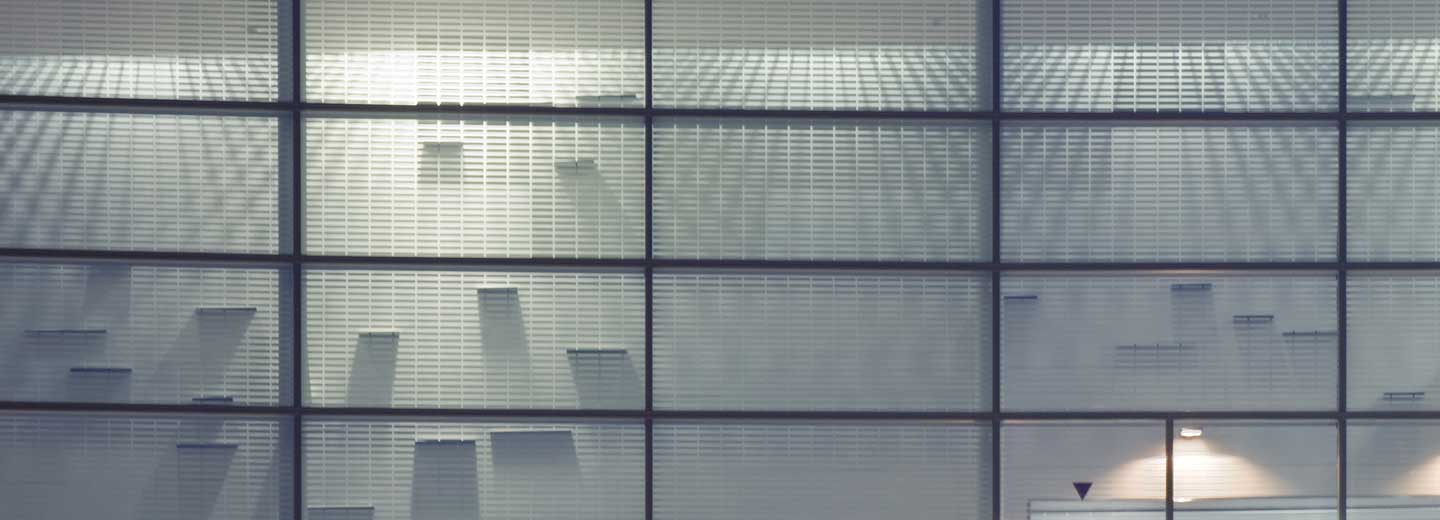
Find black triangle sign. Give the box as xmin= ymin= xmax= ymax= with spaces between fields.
xmin=1073 ymin=482 xmax=1093 ymax=500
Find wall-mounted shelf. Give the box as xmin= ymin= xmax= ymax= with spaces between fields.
xmin=195 ymin=307 xmax=258 ymax=316
xmin=1282 ymin=331 xmax=1339 ymax=337
xmin=358 ymin=331 xmax=400 ymax=339
xmin=69 ymin=366 xmax=132 ymax=375
xmin=415 ymin=439 xmax=475 ymax=447
xmin=566 ymin=348 xmax=629 ymax=356
xmin=1170 ymin=283 xmax=1213 ymax=292
xmin=176 ymin=442 xmax=240 ymax=450
xmin=25 ymin=329 xmax=107 ymax=336
xmin=191 ymin=395 xmax=236 ymax=404
xmin=1233 ymin=315 xmax=1275 ymax=324
xmin=1383 ymin=391 xmax=1426 ymax=402
xmin=1115 ymin=343 xmax=1194 ymax=352
xmin=555 ymin=158 xmax=598 ymax=175
xmin=1003 ymin=294 xmax=1040 ymax=301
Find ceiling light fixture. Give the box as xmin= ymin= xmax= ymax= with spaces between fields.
xmin=1178 ymin=427 xmax=1204 ymax=439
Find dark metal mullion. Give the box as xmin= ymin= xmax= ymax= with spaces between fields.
xmin=289 ymin=1 xmax=305 ymax=520
xmin=1165 ymin=419 xmax=1175 ymax=520
xmin=991 ymin=0 xmax=1005 ymax=516
xmin=644 ymin=0 xmax=655 ymax=517
xmin=1337 ymin=1 xmax=1350 ymax=519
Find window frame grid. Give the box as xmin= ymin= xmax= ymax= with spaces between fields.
xmin=2 ymin=1 xmax=1434 ymax=520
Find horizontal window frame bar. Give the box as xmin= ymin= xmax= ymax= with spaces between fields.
xmin=10 ymin=249 xmax=1440 ymax=271
xmin=2 ymin=401 xmax=1437 ymax=421
xmin=9 ymin=95 xmax=1440 ymax=121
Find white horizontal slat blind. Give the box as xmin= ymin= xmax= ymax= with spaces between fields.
xmin=1002 ymin=123 xmax=1338 ymax=262
xmin=653 ymin=0 xmax=983 ymax=110
xmin=1003 ymin=0 xmax=1338 ymax=112
xmin=0 ymin=412 xmax=291 ymax=520
xmin=1172 ymin=421 xmax=1336 ymax=512
xmin=304 ymin=268 xmax=644 ymax=409
xmin=653 ymin=271 xmax=990 ymax=411
xmin=303 ymin=419 xmax=643 ymax=520
xmin=303 ymin=0 xmax=644 ymax=107
xmin=1348 ymin=421 xmax=1440 ymax=500
xmin=1347 ymin=273 xmax=1440 ymax=411
xmin=1347 ymin=123 xmax=1440 ymax=261
xmin=653 ymin=118 xmax=991 ymax=262
xmin=304 ymin=115 xmax=645 ymax=259
xmin=0 ymin=260 xmax=290 ymax=406
xmin=0 ymin=0 xmax=281 ymax=101
xmin=654 ymin=421 xmax=991 ymax=520
xmin=1348 ymin=0 xmax=1440 ymax=111
xmin=1001 ymin=272 xmax=1337 ymax=411
xmin=0 ymin=109 xmax=283 ymax=254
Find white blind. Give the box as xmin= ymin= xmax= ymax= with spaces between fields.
xmin=303 ymin=419 xmax=643 ymax=520
xmin=654 ymin=118 xmax=991 ymax=262
xmin=1001 ymin=422 xmax=1165 ymax=520
xmin=0 ymin=109 xmax=284 ymax=254
xmin=1347 ymin=123 xmax=1440 ymax=261
xmin=1348 ymin=0 xmax=1440 ymax=111
xmin=0 ymin=259 xmax=290 ymax=406
xmin=1001 ymin=272 xmax=1337 ymax=411
xmin=304 ymin=115 xmax=645 ymax=259
xmin=303 ymin=0 xmax=644 ymax=107
xmin=1001 ymin=123 xmax=1338 ymax=262
xmin=653 ymin=0 xmax=983 ymax=110
xmin=1003 ymin=0 xmax=1338 ymax=111
xmin=653 ymin=271 xmax=990 ymax=411
xmin=0 ymin=412 xmax=291 ymax=520
xmin=654 ymin=421 xmax=991 ymax=520
xmin=1347 ymin=272 xmax=1440 ymax=411
xmin=0 ymin=0 xmax=281 ymax=101
xmin=304 ymin=268 xmax=644 ymax=409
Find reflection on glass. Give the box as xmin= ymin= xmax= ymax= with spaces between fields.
xmin=1348 ymin=273 xmax=1440 ymax=411
xmin=1348 ymin=0 xmax=1440 ymax=111
xmin=0 ymin=259 xmax=292 ymax=406
xmin=303 ymin=115 xmax=645 ymax=259
xmin=0 ymin=411 xmax=292 ymax=520
xmin=303 ymin=418 xmax=643 ymax=520
xmin=0 ymin=0 xmax=282 ymax=101
xmin=1001 ymin=272 xmax=1338 ymax=411
xmin=1004 ymin=0 xmax=1338 ymax=112
xmin=653 ymin=270 xmax=991 ymax=411
xmin=0 ymin=108 xmax=286 ymax=254
xmin=654 ymin=420 xmax=991 ymax=520
xmin=1347 ymin=123 xmax=1440 ymax=261
xmin=304 ymin=267 xmax=644 ymax=410
xmin=653 ymin=0 xmax=984 ymax=110
xmin=1174 ymin=421 xmax=1336 ymax=520
xmin=1349 ymin=420 xmax=1440 ymax=519
xmin=654 ymin=118 xmax=991 ymax=262
xmin=1002 ymin=123 xmax=1338 ymax=262
xmin=303 ymin=0 xmax=644 ymax=106
xmin=1002 ymin=421 xmax=1165 ymax=520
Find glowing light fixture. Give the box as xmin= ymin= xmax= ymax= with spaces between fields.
xmin=1178 ymin=427 xmax=1204 ymax=439
xmin=1175 ymin=497 xmax=1194 ymax=503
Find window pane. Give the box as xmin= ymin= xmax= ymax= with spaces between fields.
xmin=303 ymin=0 xmax=644 ymax=107
xmin=1002 ymin=272 xmax=1337 ymax=411
xmin=653 ymin=118 xmax=991 ymax=262
xmin=0 ymin=411 xmax=292 ymax=520
xmin=0 ymin=258 xmax=291 ymax=406
xmin=1348 ymin=0 xmax=1440 ymax=111
xmin=654 ymin=420 xmax=991 ymax=520
xmin=0 ymin=108 xmax=286 ymax=254
xmin=0 ymin=0 xmax=282 ymax=101
xmin=1347 ymin=272 xmax=1440 ymax=411
xmin=1347 ymin=123 xmax=1440 ymax=261
xmin=1002 ymin=421 xmax=1165 ymax=520
xmin=654 ymin=270 xmax=990 ymax=411
xmin=304 ymin=267 xmax=644 ymax=409
xmin=304 ymin=418 xmax=643 ymax=520
xmin=653 ymin=0 xmax=985 ymax=110
xmin=1174 ymin=421 xmax=1336 ymax=519
xmin=1002 ymin=123 xmax=1338 ymax=262
xmin=303 ymin=114 xmax=645 ymax=259
xmin=1004 ymin=0 xmax=1338 ymax=112
xmin=1349 ymin=421 xmax=1440 ymax=517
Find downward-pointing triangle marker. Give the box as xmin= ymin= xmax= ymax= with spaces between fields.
xmin=1073 ymin=482 xmax=1093 ymax=500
